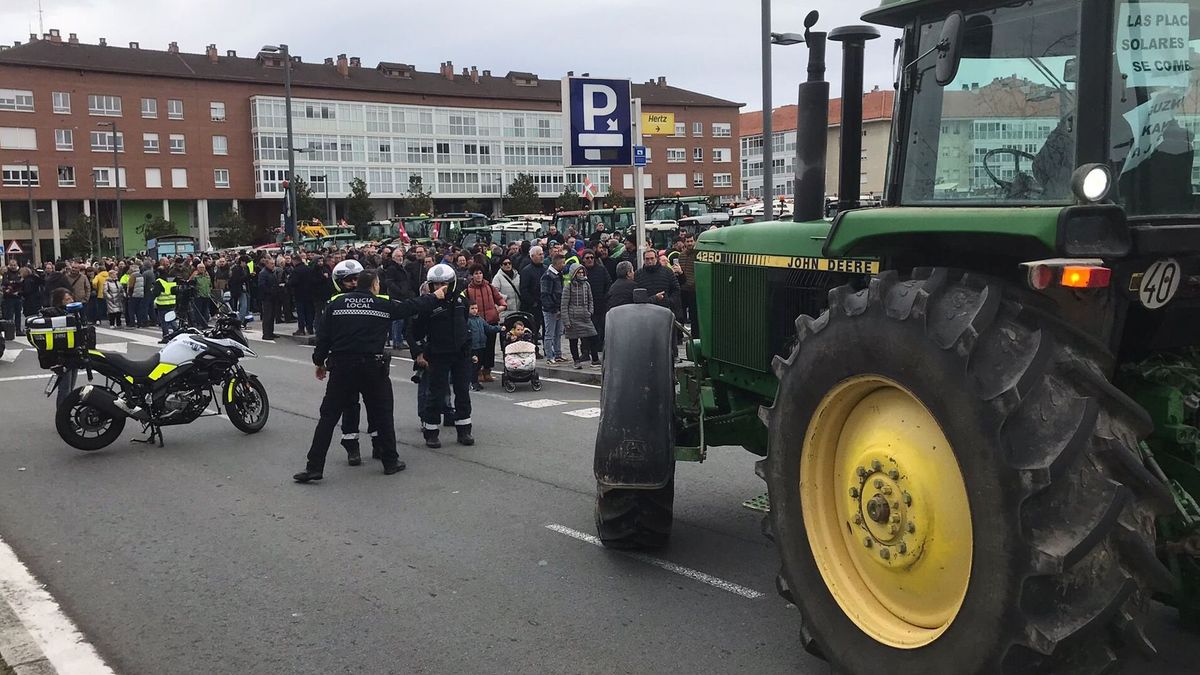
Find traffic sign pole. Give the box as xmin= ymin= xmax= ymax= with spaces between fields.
xmin=633 ymin=98 xmax=646 ymax=270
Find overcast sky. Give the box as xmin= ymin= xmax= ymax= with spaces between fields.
xmin=2 ymin=0 xmax=900 ymax=114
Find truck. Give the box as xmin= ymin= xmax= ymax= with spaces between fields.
xmin=595 ymin=3 xmax=1200 ymax=674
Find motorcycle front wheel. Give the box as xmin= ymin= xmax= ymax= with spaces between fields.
xmin=225 ymin=375 xmax=269 ymax=434
xmin=55 ymin=388 xmax=126 ymax=451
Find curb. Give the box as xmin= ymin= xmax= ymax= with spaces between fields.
xmin=0 ymin=596 xmax=54 ymax=675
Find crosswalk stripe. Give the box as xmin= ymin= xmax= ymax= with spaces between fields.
xmin=563 ymin=407 xmax=601 ymax=418
xmin=0 ymin=348 xmax=21 ymax=363
xmin=94 ymin=342 xmax=128 ymax=354
xmin=515 ymin=399 xmax=566 ymax=409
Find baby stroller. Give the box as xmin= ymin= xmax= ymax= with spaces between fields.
xmin=500 ymin=311 xmax=541 ymax=392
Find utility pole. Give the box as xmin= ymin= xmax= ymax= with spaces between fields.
xmin=761 ymin=0 xmax=773 ymax=204
xmin=24 ymin=159 xmax=37 ymax=265
xmin=97 ymin=121 xmax=123 ymax=255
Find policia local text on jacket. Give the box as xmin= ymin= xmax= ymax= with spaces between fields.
xmin=295 ymin=268 xmax=443 ymax=483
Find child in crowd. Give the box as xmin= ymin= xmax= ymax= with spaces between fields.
xmin=506 ymin=319 xmax=533 ymax=345
xmin=466 ymin=300 xmax=502 ymax=391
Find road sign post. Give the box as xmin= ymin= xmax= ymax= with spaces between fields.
xmin=632 ymin=98 xmax=647 ymax=269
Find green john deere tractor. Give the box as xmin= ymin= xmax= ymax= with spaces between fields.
xmin=595 ymin=1 xmax=1200 ymax=673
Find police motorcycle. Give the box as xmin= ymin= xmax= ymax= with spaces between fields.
xmin=26 ymin=298 xmax=268 ymax=451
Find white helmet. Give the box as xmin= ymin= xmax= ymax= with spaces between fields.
xmin=333 ymin=259 xmax=364 ymax=290
xmin=427 ymin=263 xmax=456 ymax=284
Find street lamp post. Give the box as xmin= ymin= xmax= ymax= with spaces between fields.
xmin=320 ymin=174 xmax=331 ymax=225
xmin=23 ymin=159 xmax=36 ymax=265
xmin=262 ymin=44 xmax=296 ymax=241
xmin=96 ymin=121 xmax=123 ymax=255
xmin=761 ymin=0 xmax=805 ymax=212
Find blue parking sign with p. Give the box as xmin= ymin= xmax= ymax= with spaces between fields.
xmin=562 ymin=77 xmax=633 ymax=167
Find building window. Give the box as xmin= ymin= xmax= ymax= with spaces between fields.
xmin=143 ymin=133 xmax=160 ymax=153
xmin=55 ymin=129 xmax=73 ymax=151
xmin=693 ymin=172 xmax=704 ymax=188
xmin=537 ymin=118 xmax=552 ymax=138
xmin=666 ymin=148 xmax=686 ymax=163
xmin=0 ymin=89 xmax=35 ymax=112
xmin=57 ymin=165 xmax=75 ymax=187
xmin=171 ymin=168 xmax=188 ymax=188
xmin=214 ymin=168 xmax=230 ymax=188
xmin=145 ymin=168 xmax=162 ymax=189
xmin=368 ymin=138 xmax=392 ymax=163
xmin=2 ymin=164 xmax=39 ymax=187
xmin=692 ymin=122 xmax=703 ymax=137
xmin=212 ymin=135 xmax=228 ymax=155
xmin=693 ymin=147 xmax=703 ymax=162
xmin=712 ymin=122 xmax=732 ymax=138
xmin=860 ymin=172 xmax=869 ymax=185
xmin=713 ymin=173 xmax=733 ymax=188
xmin=210 ymin=101 xmax=226 ymax=122
xmin=167 ymin=99 xmax=183 ymax=120
xmin=0 ymin=127 xmax=36 ymax=150
xmin=52 ymin=92 xmax=70 ymax=114
xmin=89 ymin=130 xmax=124 ymax=152
xmin=673 ymin=122 xmax=686 ymax=137
xmin=87 ymin=94 xmax=122 ymax=116
xmin=141 ymin=98 xmax=157 ymax=118
xmin=91 ymin=167 xmax=126 ymax=188
xmin=304 ymin=104 xmax=335 ymax=120
xmin=168 ymin=134 xmax=186 ymax=154
xmin=667 ymin=173 xmax=687 ymax=189
xmin=712 ymin=148 xmax=731 ymax=163
xmin=448 ymin=113 xmax=476 ymax=136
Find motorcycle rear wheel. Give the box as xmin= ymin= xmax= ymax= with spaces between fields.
xmin=55 ymin=388 xmax=126 ymax=451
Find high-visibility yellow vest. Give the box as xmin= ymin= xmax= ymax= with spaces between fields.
xmin=155 ymin=279 xmax=177 ymax=307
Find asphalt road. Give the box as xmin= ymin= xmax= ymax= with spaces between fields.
xmin=0 ymin=326 xmax=1194 ymax=674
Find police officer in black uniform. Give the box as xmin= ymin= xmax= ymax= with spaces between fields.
xmin=409 ymin=263 xmax=474 ymax=448
xmin=293 ymin=260 xmax=445 ymax=483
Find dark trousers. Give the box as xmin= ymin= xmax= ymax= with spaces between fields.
xmin=591 ymin=301 xmax=607 ymax=350
xmin=682 ymin=289 xmax=699 ymax=340
xmin=282 ymin=291 xmax=295 ymax=322
xmin=295 ymin=297 xmax=314 ymax=334
xmin=313 ymin=299 xmax=327 ymax=335
xmin=482 ymin=331 xmax=498 ymax=370
xmin=421 ymin=351 xmax=472 ymax=428
xmin=527 ymin=306 xmax=543 ymax=352
xmin=416 ymin=365 xmax=453 ymax=421
xmin=2 ymin=297 xmax=22 ymax=333
xmin=260 ymin=299 xmax=276 ymax=337
xmin=569 ymin=336 xmax=599 ymax=363
xmin=306 ymin=355 xmax=398 ymax=471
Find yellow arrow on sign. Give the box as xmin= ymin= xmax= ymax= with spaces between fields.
xmin=641 ymin=111 xmax=675 ymax=136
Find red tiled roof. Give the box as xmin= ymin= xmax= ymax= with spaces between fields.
xmin=741 ymin=89 xmax=895 ymax=136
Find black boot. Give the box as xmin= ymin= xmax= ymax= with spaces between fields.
xmin=293 ymin=469 xmax=323 ymax=483
xmin=456 ymin=423 xmax=474 ymax=446
xmin=347 ymin=450 xmax=362 ymax=466
xmin=383 ymin=461 xmax=407 ymax=475
xmin=342 ymin=438 xmax=361 ymax=466
xmin=423 ymin=428 xmax=441 ymax=449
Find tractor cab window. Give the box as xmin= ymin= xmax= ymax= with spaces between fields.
xmin=1110 ymin=0 xmax=1200 ymax=216
xmin=900 ymin=0 xmax=1080 ymax=204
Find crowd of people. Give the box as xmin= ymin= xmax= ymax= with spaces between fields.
xmin=0 ymin=223 xmax=701 ymax=374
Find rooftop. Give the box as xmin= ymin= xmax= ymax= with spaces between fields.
xmin=741 ymin=88 xmax=895 ymax=136
xmin=0 ymin=31 xmax=743 ymax=109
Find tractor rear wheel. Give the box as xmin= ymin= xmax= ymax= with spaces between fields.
xmin=763 ymin=269 xmax=1174 ymax=674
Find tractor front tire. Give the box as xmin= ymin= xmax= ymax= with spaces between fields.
xmin=763 ymin=269 xmax=1174 ymax=675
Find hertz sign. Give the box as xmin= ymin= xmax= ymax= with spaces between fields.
xmin=695 ymin=251 xmax=880 ymax=274
xmin=641 ymin=112 xmax=676 ymax=135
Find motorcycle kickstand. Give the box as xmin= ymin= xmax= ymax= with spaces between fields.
xmin=131 ymin=421 xmax=164 ymax=448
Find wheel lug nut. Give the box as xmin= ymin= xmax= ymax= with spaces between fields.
xmin=903 ymin=492 xmax=912 ymax=506
xmin=888 ymin=469 xmax=899 ymax=479
xmin=888 ymin=524 xmax=899 ymax=535
xmin=907 ymin=522 xmax=916 ymax=534
xmin=854 ymin=514 xmax=863 ymax=525
xmin=879 ymin=548 xmax=891 ymax=560
xmin=863 ymin=537 xmax=873 ymax=548
xmin=856 ymin=467 xmax=868 ymax=479
xmin=871 ymin=459 xmax=882 ymax=472
xmin=873 ymin=478 xmax=884 ymax=489
xmin=898 ymin=542 xmax=908 ymax=554
xmin=849 ymin=487 xmax=860 ymax=498
xmin=881 ymin=485 xmax=893 ymax=495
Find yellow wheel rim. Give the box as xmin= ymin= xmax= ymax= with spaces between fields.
xmin=800 ymin=375 xmax=972 ymax=649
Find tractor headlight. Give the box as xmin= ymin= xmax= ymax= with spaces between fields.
xmin=1071 ymin=163 xmax=1113 ymax=204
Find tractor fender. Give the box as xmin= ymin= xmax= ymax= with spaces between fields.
xmin=594 ymin=303 xmax=676 ymax=489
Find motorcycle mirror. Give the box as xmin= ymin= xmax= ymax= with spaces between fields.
xmin=164 ymin=310 xmax=177 ymax=323
xmin=66 ymin=302 xmax=84 ymax=313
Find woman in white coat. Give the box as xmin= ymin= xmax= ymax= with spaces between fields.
xmin=491 ymin=256 xmax=521 ymax=320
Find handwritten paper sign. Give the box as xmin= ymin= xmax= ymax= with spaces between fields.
xmin=1117 ymin=2 xmax=1192 ymax=88
xmin=1121 ymin=89 xmax=1187 ymax=173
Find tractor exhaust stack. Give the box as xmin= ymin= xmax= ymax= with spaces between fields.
xmin=792 ymin=18 xmax=828 ymax=223
xmin=829 ymin=25 xmax=881 ymax=214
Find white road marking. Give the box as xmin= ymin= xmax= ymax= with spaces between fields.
xmin=544 ymin=524 xmax=764 ymax=600
xmin=0 ymin=532 xmax=116 ymax=674
xmin=0 ymin=375 xmax=52 ymax=383
xmin=0 ymin=348 xmax=21 ymax=363
xmin=515 ymin=398 xmax=567 ymax=409
xmin=264 ymin=355 xmax=308 ymax=365
xmin=93 ymin=327 xmax=162 ymax=347
xmin=541 ymin=376 xmax=601 ymax=389
xmin=563 ymin=407 xmax=601 ymax=418
xmin=93 ymin=342 xmax=127 ymax=354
